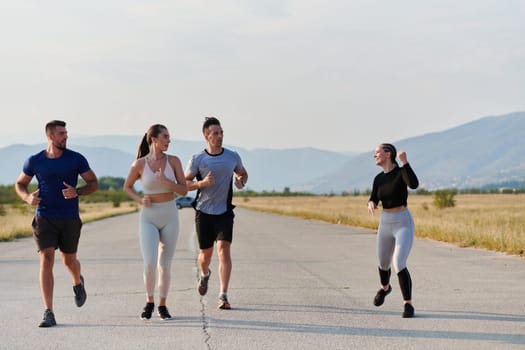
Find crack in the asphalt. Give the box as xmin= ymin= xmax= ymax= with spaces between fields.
xmin=200 ymin=295 xmax=212 ymax=350
xmin=197 ymin=267 xmax=212 ymax=350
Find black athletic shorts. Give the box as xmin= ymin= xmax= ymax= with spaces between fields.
xmin=32 ymin=216 xmax=83 ymax=254
xmin=195 ymin=210 xmax=234 ymax=250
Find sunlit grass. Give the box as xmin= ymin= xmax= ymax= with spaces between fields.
xmin=0 ymin=202 xmax=138 ymax=242
xmin=234 ymin=194 xmax=525 ymax=257
xmin=4 ymin=194 xmax=524 ymax=257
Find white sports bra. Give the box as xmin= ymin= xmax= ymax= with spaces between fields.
xmin=141 ymin=157 xmax=177 ymax=195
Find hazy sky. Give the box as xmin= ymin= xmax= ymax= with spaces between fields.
xmin=1 ymin=0 xmax=524 ymax=152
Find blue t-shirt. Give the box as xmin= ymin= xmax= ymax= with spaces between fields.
xmin=186 ymin=148 xmax=243 ymax=215
xmin=23 ymin=149 xmax=91 ymax=219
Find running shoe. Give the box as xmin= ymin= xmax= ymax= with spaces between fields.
xmin=158 ymin=305 xmax=172 ymax=320
xmin=141 ymin=302 xmax=154 ymax=320
xmin=218 ymin=294 xmax=231 ymax=310
xmin=198 ymin=271 xmax=211 ymax=296
xmin=402 ymin=303 xmax=415 ymax=318
xmin=73 ymin=275 xmax=87 ymax=307
xmin=39 ymin=309 xmax=57 ymax=328
xmin=373 ymin=285 xmax=392 ymax=306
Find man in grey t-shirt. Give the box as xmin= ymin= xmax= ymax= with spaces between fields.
xmin=185 ymin=117 xmax=248 ymax=310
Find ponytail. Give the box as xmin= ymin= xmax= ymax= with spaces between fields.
xmin=136 ymin=133 xmax=150 ymax=159
xmin=136 ymin=124 xmax=167 ymax=159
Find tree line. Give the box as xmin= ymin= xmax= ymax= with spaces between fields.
xmin=0 ymin=177 xmax=131 ymax=205
xmin=1 ymin=177 xmax=523 ymax=206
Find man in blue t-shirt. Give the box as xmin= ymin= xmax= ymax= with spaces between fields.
xmin=185 ymin=117 xmax=248 ymax=310
xmin=15 ymin=120 xmax=99 ymax=328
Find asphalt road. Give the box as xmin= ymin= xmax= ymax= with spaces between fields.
xmin=0 ymin=208 xmax=524 ymax=349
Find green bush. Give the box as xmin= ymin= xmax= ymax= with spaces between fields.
xmin=433 ymin=189 xmax=456 ymax=208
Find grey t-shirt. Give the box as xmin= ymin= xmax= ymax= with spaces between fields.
xmin=185 ymin=148 xmax=244 ymax=215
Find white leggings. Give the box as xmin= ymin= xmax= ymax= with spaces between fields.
xmin=139 ymin=200 xmax=179 ymax=299
xmin=377 ymin=209 xmax=414 ymax=273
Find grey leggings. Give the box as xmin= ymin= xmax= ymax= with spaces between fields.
xmin=377 ymin=209 xmax=414 ymax=273
xmin=139 ymin=200 xmax=179 ymax=298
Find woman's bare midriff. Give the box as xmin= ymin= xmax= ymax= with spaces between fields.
xmin=146 ymin=192 xmax=176 ymax=203
xmin=383 ymin=205 xmax=406 ymax=212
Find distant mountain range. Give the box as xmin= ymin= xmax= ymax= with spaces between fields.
xmin=1 ymin=136 xmax=354 ymax=192
xmin=298 ymin=111 xmax=525 ymax=193
xmin=2 ymin=111 xmax=524 ymax=193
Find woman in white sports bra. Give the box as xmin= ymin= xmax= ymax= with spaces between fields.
xmin=123 ymin=124 xmax=187 ymax=321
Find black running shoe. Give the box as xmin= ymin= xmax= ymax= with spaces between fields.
xmin=198 ymin=271 xmax=211 ymax=296
xmin=402 ymin=303 xmax=415 ymax=318
xmin=39 ymin=309 xmax=57 ymax=328
xmin=141 ymin=302 xmax=154 ymax=320
xmin=158 ymin=305 xmax=172 ymax=320
xmin=373 ymin=285 xmax=392 ymax=306
xmin=218 ymin=294 xmax=231 ymax=310
xmin=73 ymin=275 xmax=87 ymax=307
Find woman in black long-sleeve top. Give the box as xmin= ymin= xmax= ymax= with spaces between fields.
xmin=367 ymin=143 xmax=419 ymax=318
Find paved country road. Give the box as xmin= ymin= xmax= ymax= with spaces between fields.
xmin=0 ymin=208 xmax=524 ymax=350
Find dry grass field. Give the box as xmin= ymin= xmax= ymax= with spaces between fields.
xmin=0 ymin=202 xmax=138 ymax=242
xmin=234 ymin=194 xmax=525 ymax=257
xmin=3 ymin=194 xmax=523 ymax=257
